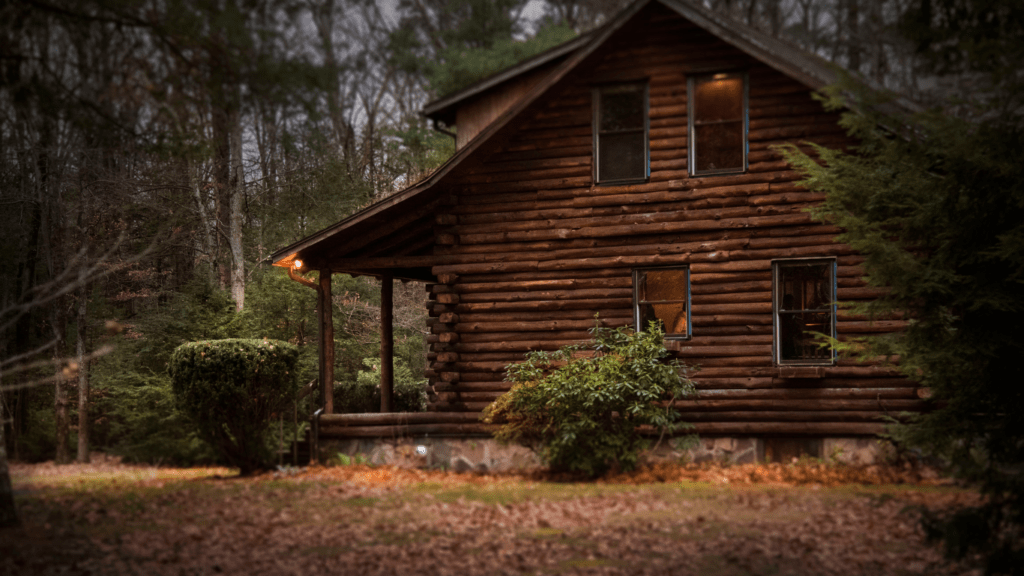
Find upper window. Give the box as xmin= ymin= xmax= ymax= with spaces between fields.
xmin=595 ymin=83 xmax=648 ymax=184
xmin=633 ymin=266 xmax=690 ymax=340
xmin=688 ymin=72 xmax=748 ymax=176
xmin=773 ymin=259 xmax=836 ymax=365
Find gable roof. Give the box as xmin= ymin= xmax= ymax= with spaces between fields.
xmin=269 ymin=0 xmax=913 ymax=280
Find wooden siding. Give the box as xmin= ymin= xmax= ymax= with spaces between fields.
xmin=455 ymin=65 xmax=555 ymax=149
xmin=421 ymin=4 xmax=918 ymax=436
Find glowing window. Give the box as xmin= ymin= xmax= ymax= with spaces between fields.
xmin=689 ymin=72 xmax=747 ymax=175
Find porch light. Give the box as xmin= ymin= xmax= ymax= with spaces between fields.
xmin=293 ymin=259 xmax=303 ymax=270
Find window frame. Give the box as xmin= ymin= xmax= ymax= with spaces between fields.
xmin=687 ymin=71 xmax=749 ymax=177
xmin=772 ymin=258 xmax=838 ymax=366
xmin=593 ymin=82 xmax=650 ymax=185
xmin=632 ymin=265 xmax=691 ymax=341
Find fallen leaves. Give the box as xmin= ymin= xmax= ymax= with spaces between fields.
xmin=2 ymin=458 xmax=983 ymax=576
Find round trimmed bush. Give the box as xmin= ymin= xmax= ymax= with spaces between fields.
xmin=169 ymin=338 xmax=298 ymax=475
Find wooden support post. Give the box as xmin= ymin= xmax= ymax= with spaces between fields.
xmin=318 ymin=269 xmax=334 ymax=414
xmin=380 ymin=272 xmax=394 ymax=412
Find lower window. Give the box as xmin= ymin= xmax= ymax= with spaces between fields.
xmin=773 ymin=259 xmax=836 ymax=364
xmin=633 ymin=266 xmax=690 ymax=340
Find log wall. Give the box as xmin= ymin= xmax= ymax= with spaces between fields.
xmin=420 ymin=4 xmax=920 ymax=436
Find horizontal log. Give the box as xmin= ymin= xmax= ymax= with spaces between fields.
xmin=690 ymin=325 xmax=772 ymax=337
xmin=677 ymin=411 xmax=906 ymax=422
xmin=426 ymin=401 xmax=490 ymax=412
xmin=442 ymin=309 xmax=630 ymax=324
xmin=450 ymin=298 xmax=632 ymax=313
xmin=690 ymin=290 xmax=771 ymax=303
xmin=440 ymin=224 xmax=841 ymax=259
xmin=670 ymin=399 xmax=925 ymax=411
xmin=672 ymin=334 xmax=773 ymax=347
xmin=684 ymin=356 xmax=773 ymax=367
xmin=694 ymin=387 xmax=918 ymax=400
xmin=450 ymin=201 xmax=804 ymax=236
xmin=471 ymin=155 xmax=591 ymax=176
xmin=838 ymin=320 xmax=908 ymax=333
xmin=456 ymin=288 xmax=632 ymax=303
xmin=433 ymin=381 xmax=515 ymax=393
xmin=489 ymin=144 xmax=592 ymax=164
xmin=689 ymin=422 xmax=885 ymax=435
xmin=690 ymin=377 xmax=914 ymax=390
xmin=433 ymin=233 xmax=847 ymax=275
xmin=436 ymin=293 xmax=459 ymax=304
xmin=433 ymin=243 xmax=853 ymax=277
xmin=436 ymin=352 xmax=459 ymax=363
xmin=749 ymin=124 xmax=846 ymax=142
xmin=452 ymin=340 xmax=586 ymax=353
xmin=458 ymin=164 xmax=592 ymax=186
xmin=676 ymin=344 xmax=771 ymax=357
xmin=688 ymin=302 xmax=773 ymax=315
xmin=319 ymin=423 xmax=497 ymax=438
xmin=445 ymin=391 xmax=506 ymax=402
xmin=457 ymin=330 xmax=593 ymax=343
xmin=435 ymin=277 xmax=631 ymax=294
xmin=455 ymin=317 xmax=629 ymax=333
xmin=450 ymin=213 xmax=817 ymax=247
xmin=688 ymin=314 xmax=772 ymax=326
xmin=319 ymin=412 xmax=482 ymax=426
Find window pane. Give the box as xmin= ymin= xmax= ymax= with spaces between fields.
xmin=694 ymin=122 xmax=744 ymax=172
xmin=640 ymin=269 xmax=688 ymax=301
xmin=599 ymin=132 xmax=645 ymax=181
xmin=779 ymin=264 xmax=831 ymax=310
xmin=639 ymin=302 xmax=688 ymax=336
xmin=600 ymin=89 xmax=644 ymax=131
xmin=694 ymin=76 xmax=743 ymax=122
xmin=778 ymin=311 xmax=832 ymax=361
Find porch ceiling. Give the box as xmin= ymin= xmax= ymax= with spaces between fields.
xmin=270 ymin=188 xmax=445 ymax=283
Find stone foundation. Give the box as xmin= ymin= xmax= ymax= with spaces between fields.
xmin=321 ymin=437 xmax=541 ymax=473
xmin=316 ymin=435 xmax=892 ymax=472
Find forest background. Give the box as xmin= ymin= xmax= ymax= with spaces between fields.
xmin=0 ymin=0 xmax=1003 ymax=469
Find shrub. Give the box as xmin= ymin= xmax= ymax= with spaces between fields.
xmin=334 ymin=357 xmax=428 ymax=413
xmin=484 ymin=323 xmax=696 ymax=478
xmin=168 ymin=339 xmax=298 ymax=475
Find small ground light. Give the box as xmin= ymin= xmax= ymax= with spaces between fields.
xmin=416 ymin=445 xmax=428 ymax=456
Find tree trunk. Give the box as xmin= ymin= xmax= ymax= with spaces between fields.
xmin=0 ymin=379 xmax=18 ymax=528
xmin=845 ymin=0 xmax=860 ymax=72
xmin=76 ymin=284 xmax=89 ymax=463
xmin=380 ymin=273 xmax=394 ymax=412
xmin=212 ymin=93 xmax=231 ymax=291
xmin=229 ymin=105 xmax=245 ymax=311
xmin=53 ymin=300 xmax=69 ymax=465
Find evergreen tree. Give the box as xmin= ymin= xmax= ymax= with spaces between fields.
xmin=388 ymin=0 xmax=576 ymax=99
xmin=782 ymin=0 xmax=1024 ymax=562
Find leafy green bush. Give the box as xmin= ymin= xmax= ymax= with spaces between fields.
xmin=334 ymin=357 xmax=428 ymax=413
xmin=484 ymin=323 xmax=696 ymax=477
xmin=94 ymin=369 xmax=216 ymax=466
xmin=168 ymin=339 xmax=298 ymax=475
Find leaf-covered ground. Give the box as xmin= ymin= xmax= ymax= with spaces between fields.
xmin=4 ymin=456 xmax=982 ymax=576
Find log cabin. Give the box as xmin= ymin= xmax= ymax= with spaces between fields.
xmin=271 ymin=0 xmax=925 ymax=464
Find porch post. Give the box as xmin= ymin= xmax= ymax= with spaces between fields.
xmin=318 ymin=269 xmax=334 ymax=414
xmin=380 ymin=272 xmax=394 ymax=412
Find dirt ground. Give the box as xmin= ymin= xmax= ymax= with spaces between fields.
xmin=3 ymin=456 xmax=982 ymax=576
